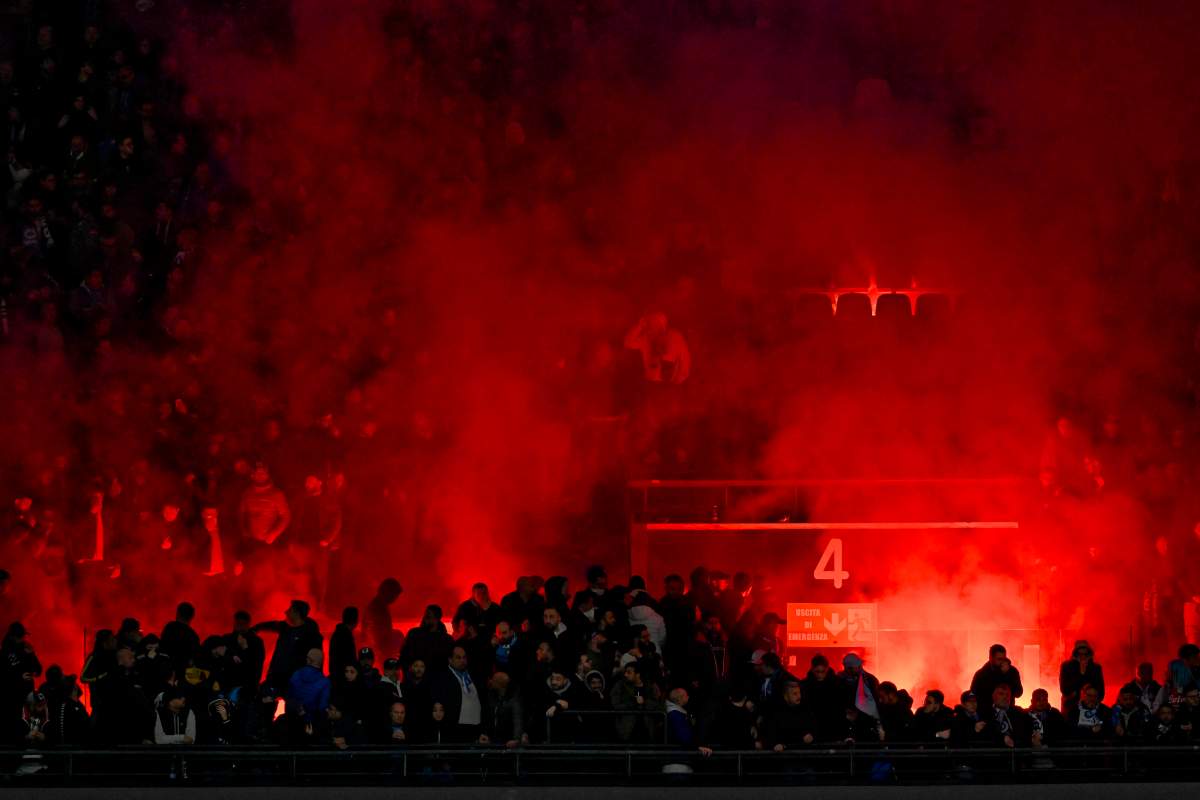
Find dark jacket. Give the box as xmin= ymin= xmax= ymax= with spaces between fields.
xmin=1058 ymin=659 xmax=1105 ymax=710
xmin=969 ymin=662 xmax=1023 ymax=702
xmin=159 ymin=620 xmax=200 ymax=673
xmin=400 ymin=625 xmax=454 ymax=671
xmin=912 ymin=705 xmax=955 ymax=743
xmin=258 ymin=618 xmax=323 ymax=692
xmin=800 ymin=671 xmax=844 ymax=733
xmin=485 ymin=687 xmax=524 ymax=743
xmin=1066 ymin=701 xmax=1111 ymax=742
xmin=328 ymin=623 xmax=357 ymax=683
xmin=1029 ymin=706 xmax=1068 ymax=745
xmin=763 ymin=701 xmax=819 ymax=749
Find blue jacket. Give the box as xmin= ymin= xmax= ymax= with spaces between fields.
xmin=287 ymin=665 xmax=331 ymax=721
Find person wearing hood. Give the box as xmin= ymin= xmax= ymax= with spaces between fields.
xmin=626 ymin=576 xmax=667 ymax=655
xmin=329 ymin=662 xmax=369 ymax=748
xmin=537 ymin=668 xmax=585 ymax=743
xmin=836 ymin=653 xmax=879 ymax=715
xmin=484 ymin=671 xmax=526 ymax=747
xmin=1059 ymin=640 xmax=1104 ymax=712
xmin=286 ymin=648 xmax=331 ymax=739
xmin=254 ymin=599 xmax=323 ymax=694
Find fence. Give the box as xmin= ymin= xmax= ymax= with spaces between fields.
xmin=3 ymin=744 xmax=1199 ymax=786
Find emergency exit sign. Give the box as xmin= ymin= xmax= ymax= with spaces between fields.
xmin=786 ymin=603 xmax=877 ymax=648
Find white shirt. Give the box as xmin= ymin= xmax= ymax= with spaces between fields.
xmin=453 ymin=669 xmax=481 ymax=726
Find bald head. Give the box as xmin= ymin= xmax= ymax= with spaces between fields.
xmin=307 ymin=648 xmax=324 ymax=668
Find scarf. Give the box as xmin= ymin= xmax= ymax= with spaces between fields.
xmin=1077 ymin=703 xmax=1102 ymax=728
xmin=451 ymin=667 xmax=472 ymax=691
xmin=993 ymin=706 xmax=1012 ymax=734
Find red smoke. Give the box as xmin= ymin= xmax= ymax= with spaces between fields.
xmin=4 ymin=1 xmax=1199 ymax=701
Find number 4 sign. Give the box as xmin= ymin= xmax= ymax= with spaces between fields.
xmin=813 ymin=538 xmax=849 ymax=589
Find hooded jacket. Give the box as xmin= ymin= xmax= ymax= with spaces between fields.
xmin=287 ymin=665 xmax=330 ymax=722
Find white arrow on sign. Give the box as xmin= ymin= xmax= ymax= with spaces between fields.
xmin=823 ymin=612 xmax=846 ymax=637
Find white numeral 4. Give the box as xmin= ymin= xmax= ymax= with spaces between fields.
xmin=813 ymin=538 xmax=849 ymax=588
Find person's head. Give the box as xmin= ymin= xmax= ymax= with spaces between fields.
xmin=549 ymin=670 xmax=569 ymax=691
xmin=200 ymin=506 xmax=218 ymax=533
xmin=166 ymin=689 xmax=186 ymax=713
xmin=449 ymin=646 xmax=467 ymax=671
xmin=1137 ymin=662 xmax=1154 ymax=683
xmin=535 ymin=641 xmax=555 ymax=663
xmin=118 ymin=136 xmax=135 ymax=159
xmin=495 ymin=620 xmax=513 ymax=642
xmin=1117 ymin=689 xmax=1138 ymax=711
xmin=251 ymin=462 xmax=271 ymax=486
xmin=1072 ymin=640 xmax=1093 ymax=661
xmin=160 ymin=501 xmax=181 ymax=523
xmin=623 ymin=663 xmax=642 ymax=685
xmin=471 ymin=582 xmax=489 ymax=604
xmin=389 ymin=701 xmax=406 ymax=725
xmin=988 ymin=644 xmax=1007 ymax=667
xmin=576 ymin=652 xmax=593 ymax=673
xmin=663 ymin=574 xmax=684 ymax=597
xmin=432 ymin=702 xmax=445 ymax=722
xmin=960 ymin=691 xmax=978 ymax=713
xmin=587 ymin=672 xmax=605 ymax=694
xmin=923 ymin=690 xmax=944 ymax=712
xmin=422 ymin=604 xmax=443 ymax=626
xmin=383 ymin=658 xmax=400 ymax=681
xmin=341 ymin=606 xmax=359 ymax=628
xmin=992 ymin=684 xmax=1012 ymax=708
xmin=878 ymin=681 xmax=899 ymax=705
xmin=669 ymin=686 xmax=690 ymax=707
xmin=810 ymin=654 xmax=830 ymax=680
xmin=408 ymin=659 xmax=426 ymax=681
xmin=286 ymin=599 xmax=310 ymax=625
xmin=116 ymin=646 xmax=136 ymax=669
xmin=234 ymin=610 xmax=251 ymax=633
xmin=343 ymin=664 xmax=359 ymax=683
xmin=1186 ymin=688 xmax=1200 ymax=707
xmin=176 ymin=601 xmax=195 ymax=623
xmin=1080 ymin=684 xmax=1099 ymax=708
xmin=305 ymin=648 xmax=323 ymax=669
xmin=842 ymin=652 xmax=863 ymax=675
xmin=378 ymin=577 xmax=403 ymax=603
xmin=489 ymin=671 xmax=511 ymax=693
xmin=1180 ymin=643 xmax=1200 ymax=667
xmin=1029 ymin=688 xmax=1050 ymax=712
xmin=543 ymin=607 xmax=561 ymax=629
xmin=586 ymin=564 xmax=607 ymax=590
xmin=783 ymin=681 xmax=802 ymax=707
xmin=26 ymin=691 xmax=47 ymax=714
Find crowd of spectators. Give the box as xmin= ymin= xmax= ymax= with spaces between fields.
xmin=3 ymin=567 xmax=1200 ymax=774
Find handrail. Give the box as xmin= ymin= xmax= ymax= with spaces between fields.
xmin=628 ymin=478 xmax=1030 ymax=488
xmin=542 ymin=708 xmax=670 ymax=745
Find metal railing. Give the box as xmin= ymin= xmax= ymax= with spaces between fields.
xmin=543 ymin=708 xmax=670 ymax=745
xmin=3 ymin=744 xmax=1198 ymax=785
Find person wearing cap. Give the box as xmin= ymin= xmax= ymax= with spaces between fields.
xmin=254 ymin=599 xmax=323 ymax=692
xmin=969 ymin=644 xmax=1023 ymax=704
xmin=373 ymin=657 xmax=403 ymax=713
xmin=328 ymin=606 xmax=359 ymax=687
xmin=358 ymin=647 xmax=382 ymax=687
xmin=836 ymin=653 xmax=879 ymax=715
xmin=950 ymin=690 xmax=989 ymax=747
xmin=1059 ymin=639 xmax=1105 ymax=712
